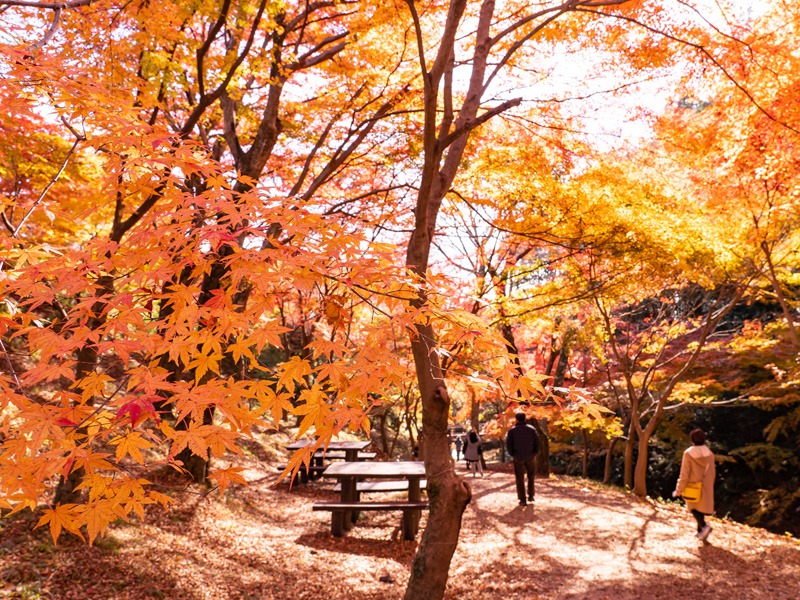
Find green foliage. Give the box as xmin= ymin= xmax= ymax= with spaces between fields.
xmin=764 ymin=407 xmax=800 ymax=443
xmin=729 ymin=444 xmax=799 ymax=475
xmin=742 ymin=487 xmax=800 ymax=536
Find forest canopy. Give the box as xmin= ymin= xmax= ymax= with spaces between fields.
xmin=1 ymin=1 xmax=798 ymax=598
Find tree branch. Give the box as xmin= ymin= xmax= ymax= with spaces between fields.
xmin=195 ymin=0 xmax=231 ymax=98
xmin=576 ymin=7 xmax=800 ymax=136
xmin=181 ymin=0 xmax=268 ymax=138
xmin=441 ymin=98 xmax=522 ymax=148
xmin=28 ymin=6 xmax=60 ymax=51
xmin=287 ymin=32 xmax=348 ymax=70
xmin=0 ymin=0 xmax=97 ymax=8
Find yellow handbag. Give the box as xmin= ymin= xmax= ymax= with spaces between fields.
xmin=682 ymin=481 xmax=702 ymax=503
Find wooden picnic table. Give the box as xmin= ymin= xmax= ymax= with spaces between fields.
xmin=286 ymin=440 xmax=371 ymax=463
xmin=282 ymin=440 xmax=373 ymax=483
xmin=315 ymin=461 xmax=427 ymax=540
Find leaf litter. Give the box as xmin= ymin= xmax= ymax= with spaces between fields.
xmin=1 ymin=456 xmax=798 ymax=599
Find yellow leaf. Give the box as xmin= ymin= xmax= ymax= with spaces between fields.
xmin=71 ymin=372 xmax=113 ymax=403
xmin=249 ymin=380 xmax=293 ymax=426
xmin=74 ymin=450 xmax=116 ymax=475
xmin=516 ymin=370 xmax=548 ymax=400
xmin=228 ymin=339 xmax=256 ymax=364
xmin=168 ymin=422 xmax=209 ymax=460
xmin=294 ymin=384 xmax=332 ymax=437
xmin=76 ymin=472 xmax=114 ymax=502
xmin=147 ymin=490 xmax=176 ymax=508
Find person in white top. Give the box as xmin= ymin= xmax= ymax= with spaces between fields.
xmin=463 ymin=429 xmax=484 ymax=477
xmin=674 ymin=428 xmax=716 ymax=541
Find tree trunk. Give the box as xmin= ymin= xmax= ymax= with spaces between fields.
xmin=552 ymin=335 xmax=571 ymax=389
xmin=469 ymin=393 xmax=480 ymax=433
xmin=761 ymin=240 xmax=800 ymax=350
xmin=581 ymin=429 xmax=589 ymax=479
xmin=633 ymin=411 xmax=664 ymax=497
xmin=404 ymin=323 xmax=472 ymax=600
xmin=378 ymin=410 xmax=390 ymax=456
xmin=623 ymin=426 xmax=636 ymax=490
xmin=632 ymin=430 xmax=651 ymax=497
xmin=603 ymin=437 xmax=620 ymax=484
xmin=533 ymin=419 xmax=550 ymax=476
xmin=174 ymin=406 xmax=215 ymax=482
xmin=55 ymin=274 xmax=114 ymax=504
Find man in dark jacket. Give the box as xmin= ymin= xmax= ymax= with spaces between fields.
xmin=506 ymin=412 xmax=540 ymax=506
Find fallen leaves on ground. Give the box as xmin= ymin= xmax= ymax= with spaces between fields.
xmin=1 ymin=454 xmax=799 ymax=599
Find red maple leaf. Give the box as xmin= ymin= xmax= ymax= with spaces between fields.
xmin=117 ymin=396 xmax=160 ymax=426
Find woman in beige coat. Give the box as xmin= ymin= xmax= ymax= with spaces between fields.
xmin=674 ymin=428 xmax=716 ymax=541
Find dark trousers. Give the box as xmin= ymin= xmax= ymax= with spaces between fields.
xmin=691 ymin=509 xmax=708 ymax=532
xmin=513 ymin=458 xmax=535 ymax=501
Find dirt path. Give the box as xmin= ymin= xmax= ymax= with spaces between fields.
xmin=447 ymin=468 xmax=799 ymax=599
xmin=1 ymin=461 xmax=798 ymax=599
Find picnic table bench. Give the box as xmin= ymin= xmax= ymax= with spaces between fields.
xmin=333 ymin=479 xmax=428 ymax=498
xmin=312 ymin=501 xmax=429 ymax=538
xmin=316 ymin=461 xmax=427 ymax=540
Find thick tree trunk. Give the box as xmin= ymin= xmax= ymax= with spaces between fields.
xmin=633 ymin=412 xmax=664 ymax=497
xmin=401 ymin=2 xmax=529 ymax=595
xmin=404 ymin=323 xmax=471 ymax=600
xmin=552 ymin=336 xmax=571 ymax=389
xmin=533 ymin=419 xmax=550 ymax=476
xmin=55 ymin=274 xmax=114 ymax=504
xmin=175 ymin=406 xmax=215 ymax=482
xmin=632 ymin=431 xmax=651 ymax=497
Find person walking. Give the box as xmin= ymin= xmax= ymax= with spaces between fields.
xmin=674 ymin=428 xmax=716 ymax=541
xmin=506 ymin=412 xmax=540 ymax=506
xmin=454 ymin=436 xmax=463 ymax=461
xmin=463 ymin=430 xmax=484 ymax=477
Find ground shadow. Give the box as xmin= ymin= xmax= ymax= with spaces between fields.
xmin=295 ymin=531 xmax=418 ymax=563
xmin=445 ymin=556 xmax=581 ymax=599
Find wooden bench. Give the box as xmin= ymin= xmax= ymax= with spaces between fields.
xmin=333 ymin=479 xmax=428 ymax=494
xmin=312 ymin=501 xmax=429 ymax=539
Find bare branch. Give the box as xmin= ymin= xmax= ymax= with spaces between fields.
xmin=28 ymin=6 xmax=60 ymax=51
xmin=195 ymin=0 xmax=231 ymax=99
xmin=300 ymin=87 xmax=409 ymax=200
xmin=181 ymin=0 xmax=268 ymax=138
xmin=287 ymin=32 xmax=348 ymax=70
xmin=12 ymin=136 xmax=80 ymax=237
xmin=220 ymin=91 xmax=242 ymax=164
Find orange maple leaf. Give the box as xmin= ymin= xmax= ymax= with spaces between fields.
xmin=36 ymin=503 xmax=83 ymax=543
xmin=208 ymin=466 xmax=247 ymax=494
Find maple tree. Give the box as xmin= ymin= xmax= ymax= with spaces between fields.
xmin=1 ymin=0 xmax=417 ymax=540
